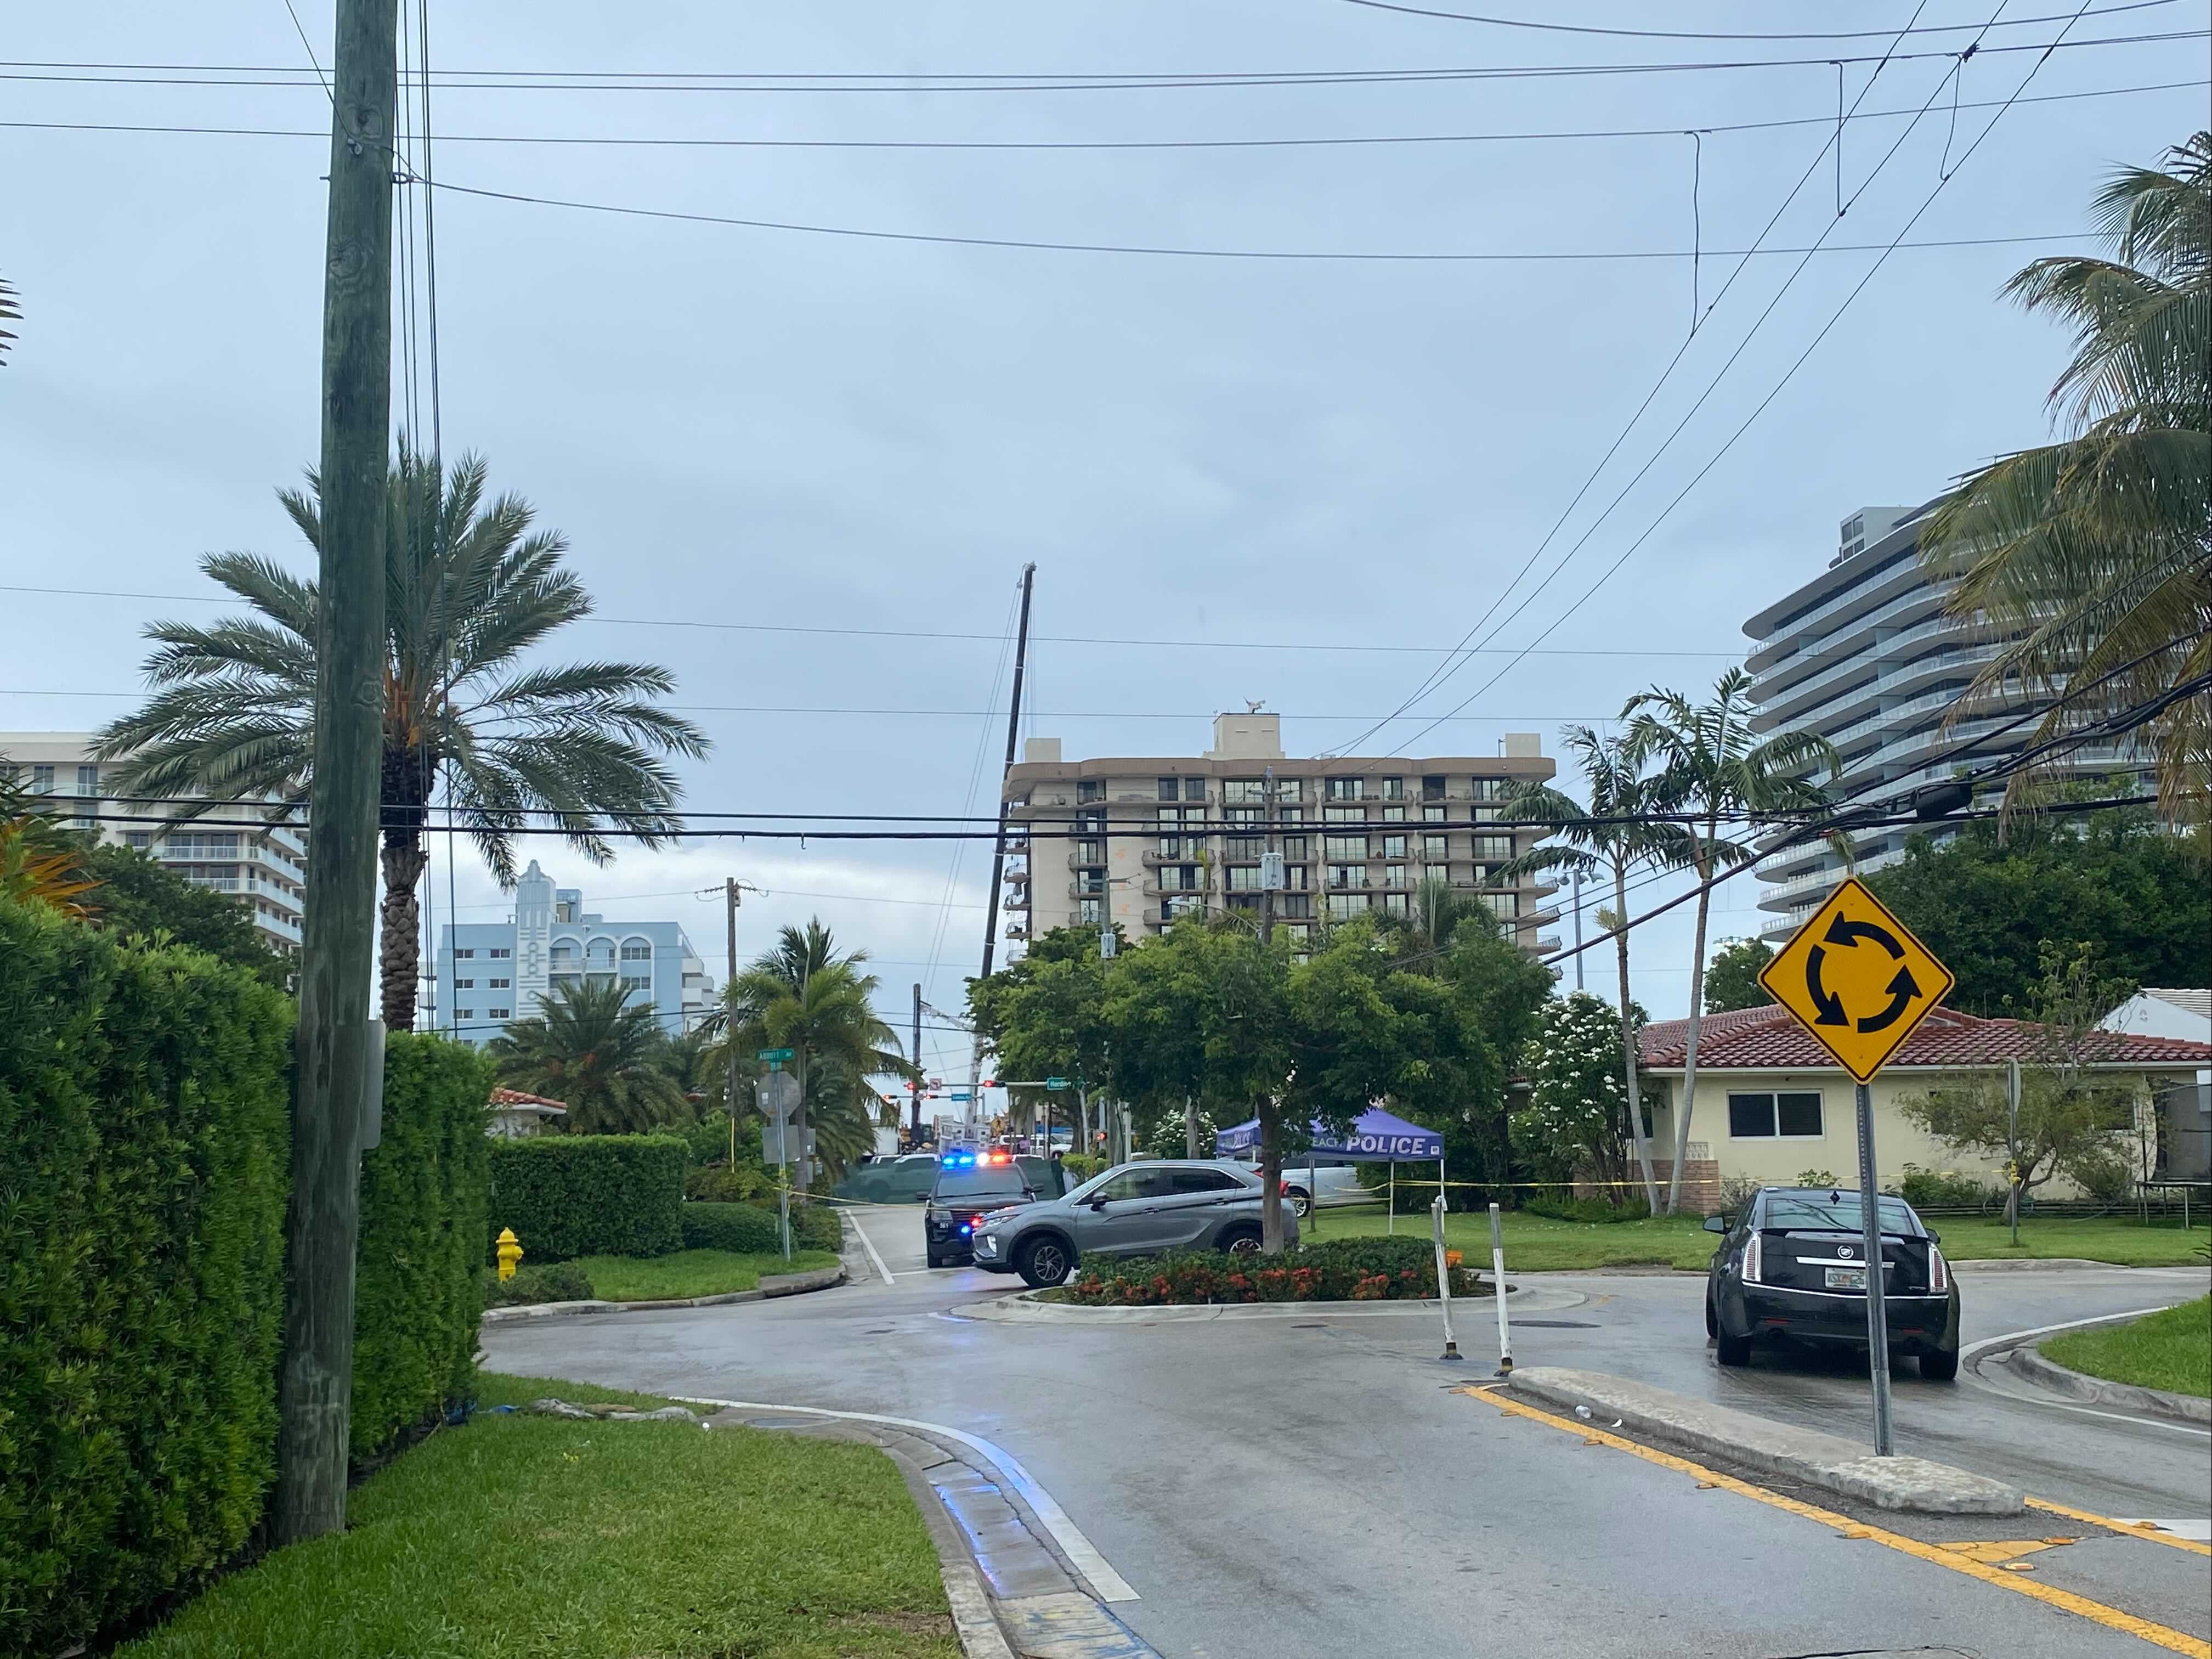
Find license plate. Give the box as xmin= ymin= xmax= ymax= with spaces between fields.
xmin=1825 ymin=1266 xmax=1868 ymax=1290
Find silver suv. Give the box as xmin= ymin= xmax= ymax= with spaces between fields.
xmin=970 ymin=1159 xmax=1298 ymax=1288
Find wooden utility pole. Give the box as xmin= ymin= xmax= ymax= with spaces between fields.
xmin=273 ymin=0 xmax=397 ymax=1546
xmin=970 ymin=562 xmax=1037 ymax=1111
xmin=910 ymin=981 xmax=923 ymax=1147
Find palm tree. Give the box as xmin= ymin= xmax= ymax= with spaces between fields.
xmin=1623 ymin=671 xmax=1842 ymax=1214
xmin=1498 ymin=726 xmax=1694 ymax=1214
xmin=94 ymin=443 xmax=710 ymax=1028
xmin=490 ymin=977 xmax=693 ymax=1133
xmin=1922 ymin=132 xmax=2211 ymax=824
xmin=0 ymin=768 xmax=97 ymax=918
xmin=0 ymin=276 xmax=19 ymax=365
xmin=711 ymin=921 xmax=910 ymax=1190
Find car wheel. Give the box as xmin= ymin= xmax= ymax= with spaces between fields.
xmin=1015 ymin=1235 xmax=1072 ymax=1289
xmin=1285 ymin=1188 xmax=1313 ymax=1219
xmin=1715 ymin=1329 xmax=1752 ymax=1367
xmin=1705 ymin=1293 xmax=1718 ymax=1339
xmin=926 ymin=1251 xmax=946 ymax=1269
xmin=1919 ymin=1346 xmax=1960 ymax=1381
xmin=1219 ymin=1225 xmax=1261 ymax=1256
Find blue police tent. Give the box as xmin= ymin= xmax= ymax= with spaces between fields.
xmin=1214 ymin=1107 xmax=1445 ymax=1231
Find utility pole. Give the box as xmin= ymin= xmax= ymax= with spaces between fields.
xmin=274 ymin=0 xmax=397 ymax=1547
xmin=1572 ymin=867 xmax=1585 ymax=992
xmin=725 ymin=878 xmax=742 ymax=1170
xmin=970 ymin=562 xmax=1037 ymax=1116
xmin=910 ymin=981 xmax=923 ymax=1149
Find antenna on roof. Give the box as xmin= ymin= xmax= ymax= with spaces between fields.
xmin=1245 ymin=699 xmax=1266 ymax=714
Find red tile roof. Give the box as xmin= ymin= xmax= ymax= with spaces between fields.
xmin=1639 ymin=1003 xmax=2212 ymax=1073
xmin=489 ymin=1087 xmax=569 ymax=1112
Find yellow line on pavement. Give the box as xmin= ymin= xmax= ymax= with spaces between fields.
xmin=1458 ymin=1386 xmax=2210 ymax=1658
xmin=2026 ymin=1497 xmax=2212 ymax=1558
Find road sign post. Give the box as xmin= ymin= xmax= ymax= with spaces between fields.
xmin=1757 ymin=876 xmax=1955 ymax=1460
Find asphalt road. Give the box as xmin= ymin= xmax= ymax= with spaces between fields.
xmin=485 ymin=1207 xmax=2211 ymax=1658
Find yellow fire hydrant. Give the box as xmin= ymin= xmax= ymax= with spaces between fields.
xmin=496 ymin=1227 xmax=524 ymax=1282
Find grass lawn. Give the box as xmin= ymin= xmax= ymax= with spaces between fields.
xmin=570 ymin=1247 xmax=841 ymax=1302
xmin=120 ymin=1373 xmax=958 ymax=1659
xmin=1300 ymin=1204 xmax=2210 ymax=1271
xmin=2043 ymin=1298 xmax=2211 ymax=1398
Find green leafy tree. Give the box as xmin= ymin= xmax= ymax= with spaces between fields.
xmin=1867 ymin=810 xmax=2211 ymax=1011
xmin=1513 ymin=992 xmax=1650 ymax=1195
xmin=94 ymin=443 xmax=710 ymax=1029
xmin=76 ymin=842 xmax=291 ymax=988
xmin=969 ymin=925 xmax=1119 ymax=1150
xmin=1897 ymin=945 xmax=2147 ymax=1215
xmin=1625 ymin=670 xmax=1842 ymax=1213
xmin=1922 ymin=133 xmax=2211 ymax=823
xmin=1499 ymin=724 xmax=1696 ymax=1212
xmin=1703 ymin=938 xmax=1777 ymax=1014
xmin=490 ymin=977 xmax=693 ymax=1133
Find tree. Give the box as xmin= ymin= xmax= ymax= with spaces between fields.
xmin=0 ymin=275 xmax=18 ymax=364
xmin=1867 ymin=810 xmax=2210 ymax=1012
xmin=491 ymin=978 xmax=694 ymax=1133
xmin=1498 ymin=724 xmax=1695 ymax=1212
xmin=76 ymin=843 xmax=291 ymax=988
xmin=1703 ymin=938 xmax=1777 ymax=1014
xmin=0 ymin=767 xmax=94 ymax=917
xmin=969 ymin=925 xmax=1118 ymax=1149
xmin=1625 ymin=670 xmax=1842 ymax=1214
xmin=1921 ymin=132 xmax=2211 ymax=823
xmin=1897 ymin=945 xmax=2147 ymax=1214
xmin=1513 ymin=992 xmax=1650 ymax=1198
xmin=94 ymin=443 xmax=709 ymax=1029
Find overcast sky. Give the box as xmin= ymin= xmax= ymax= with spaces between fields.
xmin=3 ymin=2 xmax=2203 ymax=1068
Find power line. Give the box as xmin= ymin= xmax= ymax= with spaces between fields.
xmin=2 ymin=77 xmax=2193 ymax=150
xmin=1336 ymin=0 xmax=2179 ymax=38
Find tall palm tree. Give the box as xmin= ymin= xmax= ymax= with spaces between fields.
xmin=1922 ymin=132 xmax=2211 ymax=824
xmin=490 ymin=977 xmax=693 ymax=1133
xmin=711 ymin=921 xmax=910 ymax=1190
xmin=0 ymin=276 xmax=19 ymax=365
xmin=1498 ymin=726 xmax=1694 ymax=1214
xmin=0 ymin=767 xmax=97 ymax=918
xmin=1624 ymin=671 xmax=1842 ymax=1214
xmin=95 ymin=443 xmax=710 ymax=1028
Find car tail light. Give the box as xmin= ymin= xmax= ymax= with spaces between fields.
xmin=1928 ymin=1245 xmax=1948 ymax=1293
xmin=1742 ymin=1233 xmax=1763 ymax=1284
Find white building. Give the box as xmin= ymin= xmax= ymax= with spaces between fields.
xmin=1740 ymin=505 xmax=2140 ymax=944
xmin=1 ymin=730 xmax=307 ymax=958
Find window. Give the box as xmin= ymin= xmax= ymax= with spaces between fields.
xmin=1184 ymin=777 xmax=1206 ymax=802
xmin=1167 ymin=1167 xmax=1246 ymax=1195
xmin=1077 ymin=809 xmax=1106 ymax=833
xmin=76 ymin=764 xmax=99 ymax=795
xmin=1076 ymin=870 xmax=1105 ymax=893
xmin=620 ymin=973 xmax=650 ymax=989
xmin=1078 ymin=780 xmax=1105 ymax=803
xmin=1227 ymin=866 xmax=1261 ymax=891
xmin=1283 ymin=863 xmax=1310 ymax=890
xmin=1382 ymin=891 xmax=1410 ymax=915
xmin=164 ymin=833 xmax=239 ymax=859
xmin=1323 ymin=834 xmax=1368 ymax=861
xmin=1381 ymin=834 xmax=1407 ymax=859
xmin=1223 ymin=778 xmax=1268 ymax=804
xmin=1473 ymin=834 xmax=1515 ymax=860
xmin=456 ymin=1008 xmax=475 ymax=1021
xmin=29 ymin=765 xmax=54 ymax=793
xmin=1153 ymin=866 xmax=1189 ymax=891
xmin=1381 ymin=805 xmax=1405 ymax=823
xmin=1728 ymin=1091 xmax=1824 ymax=1139
xmin=1326 ymin=893 xmax=1368 ymax=919
xmin=489 ymin=1007 xmax=511 ymax=1020
xmin=1480 ymin=892 xmax=1518 ymax=919
xmin=1476 ymin=865 xmax=1508 ymax=888
xmin=125 ymin=831 xmax=153 ymax=848
xmin=1422 ymin=775 xmax=1446 ymax=801
xmin=1423 ymin=834 xmax=1450 ymax=861
xmin=1280 ymin=893 xmax=1311 ymax=918
xmin=1278 ymin=805 xmax=1304 ymax=826
xmin=454 ymin=978 xmax=475 ymax=990
xmin=1323 ymin=806 xmax=1365 ymax=825
xmin=620 ymin=941 xmax=652 ymax=960
xmin=490 ymin=947 xmax=511 ymax=959
xmin=1158 ymin=777 xmax=1180 ymax=802
xmin=1224 ymin=806 xmax=1263 ymax=826
xmin=1383 ymin=864 xmax=1411 ymax=888
xmin=1381 ymin=776 xmax=1404 ymax=800
xmin=1424 ymin=804 xmax=1447 ymax=823
xmin=489 ymin=978 xmax=510 ymax=989
xmin=1077 ymin=838 xmax=1105 ymax=864
xmin=454 ymin=947 xmax=475 ymax=959
xmin=1079 ymin=896 xmax=1103 ymax=924
xmin=1326 ymin=865 xmax=1368 ymax=890
xmin=1226 ymin=836 xmax=1264 ymax=858
xmin=1471 ymin=777 xmax=1511 ymax=802
xmin=1326 ymin=776 xmax=1364 ymax=801
xmin=1278 ymin=836 xmax=1306 ymax=862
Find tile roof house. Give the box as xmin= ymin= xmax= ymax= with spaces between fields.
xmin=1631 ymin=1005 xmax=2212 ymax=1207
xmin=487 ymin=1087 xmax=568 ymax=1139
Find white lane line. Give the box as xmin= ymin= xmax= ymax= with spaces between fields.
xmin=2114 ymin=1519 xmax=2212 ymax=1542
xmin=688 ymin=1396 xmax=1140 ymax=1604
xmin=847 ymin=1211 xmax=896 ymax=1285
xmin=1961 ymin=1307 xmax=2212 ymax=1439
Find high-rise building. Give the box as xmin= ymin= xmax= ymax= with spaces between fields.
xmin=0 ymin=730 xmax=308 ymax=957
xmin=433 ymin=859 xmax=713 ymax=1046
xmin=999 ymin=713 xmax=1559 ymax=955
xmin=1741 ymin=503 xmax=2139 ymax=943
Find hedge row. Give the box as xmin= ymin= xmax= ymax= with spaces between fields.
xmin=0 ymin=898 xmax=294 ymax=1654
xmin=1063 ymin=1235 xmax=1484 ymax=1306
xmin=681 ymin=1200 xmax=783 ymax=1254
xmin=488 ymin=1134 xmax=687 ymax=1261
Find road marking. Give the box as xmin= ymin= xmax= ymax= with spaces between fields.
xmin=684 ymin=1396 xmax=1140 ymax=1603
xmin=2025 ymin=1497 xmax=2212 ymax=1556
xmin=1459 ymin=1385 xmax=2211 ymax=1657
xmin=2115 ymin=1520 xmax=2212 ymax=1544
xmin=1961 ymin=1309 xmax=2212 ymax=1440
xmin=846 ymin=1211 xmax=896 ymax=1284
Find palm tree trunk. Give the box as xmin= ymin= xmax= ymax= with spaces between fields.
xmin=1613 ymin=857 xmax=1662 ymax=1214
xmin=1666 ymin=836 xmax=1716 ymax=1216
xmin=378 ymin=835 xmax=428 ymax=1030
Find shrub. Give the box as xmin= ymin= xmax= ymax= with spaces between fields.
xmin=1057 ymin=1153 xmax=1106 ymax=1182
xmin=351 ymin=1035 xmax=496 ymax=1466
xmin=0 ymin=898 xmax=292 ymax=1655
xmin=483 ymin=1261 xmax=597 ymax=1308
xmin=790 ymin=1198 xmax=844 ymax=1253
xmin=1797 ymin=1168 xmax=1843 ymax=1188
xmin=488 ymin=1134 xmax=686 ymax=1261
xmin=1063 ymin=1237 xmax=1480 ymax=1306
xmin=1716 ymin=1172 xmax=1762 ymax=1217
xmin=1521 ymin=1193 xmax=1653 ymax=1224
xmin=686 ymin=1162 xmax=770 ymax=1203
xmin=1893 ymin=1163 xmax=2005 ymax=1211
xmin=681 ymin=1200 xmax=783 ymax=1254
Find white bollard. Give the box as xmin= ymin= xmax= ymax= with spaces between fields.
xmin=1490 ymin=1201 xmax=1513 ymax=1376
xmin=1432 ymin=1195 xmax=1461 ymax=1362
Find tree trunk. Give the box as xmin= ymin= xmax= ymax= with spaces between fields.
xmin=378 ymin=835 xmax=427 ymax=1031
xmin=1666 ymin=834 xmax=1717 ymax=1216
xmin=1613 ymin=857 xmax=1662 ymax=1213
xmin=1184 ymin=1093 xmax=1198 ymax=1158
xmin=1258 ymin=1101 xmax=1287 ymax=1254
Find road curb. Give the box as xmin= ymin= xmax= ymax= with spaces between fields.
xmin=1503 ymin=1365 xmax=2025 ymax=1516
xmin=1949 ymin=1256 xmax=2129 ymax=1273
xmin=948 ymin=1280 xmax=1585 ymax=1325
xmin=480 ymin=1266 xmax=845 ymax=1323
xmin=2012 ymin=1340 xmax=2211 ymax=1426
xmin=884 ymin=1447 xmax=1021 ymax=1659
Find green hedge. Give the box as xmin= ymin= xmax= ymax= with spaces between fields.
xmin=0 ymin=897 xmax=293 ymax=1654
xmin=1065 ymin=1235 xmax=1482 ymax=1305
xmin=682 ymin=1201 xmax=783 ymax=1254
xmin=483 ymin=1261 xmax=596 ymax=1308
xmin=351 ymin=1035 xmax=495 ymax=1464
xmin=790 ymin=1197 xmax=844 ymax=1253
xmin=488 ymin=1135 xmax=687 ymax=1262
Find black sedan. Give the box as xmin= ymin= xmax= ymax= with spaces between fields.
xmin=1704 ymin=1187 xmax=1960 ymax=1379
xmin=924 ymin=1153 xmax=1038 ymax=1269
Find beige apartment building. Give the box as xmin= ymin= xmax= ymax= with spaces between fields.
xmin=2 ymin=730 xmax=307 ymax=957
xmin=999 ymin=712 xmax=1560 ymax=954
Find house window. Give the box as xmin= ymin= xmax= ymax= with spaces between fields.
xmin=1380 ymin=805 xmax=1405 ymax=822
xmin=1728 ymin=1091 xmax=1825 ymax=1139
xmin=1078 ymin=780 xmax=1105 ymax=803
xmin=29 ymin=765 xmax=54 ymax=793
xmin=1424 ymin=804 xmax=1447 ymax=823
xmin=489 ymin=978 xmax=511 ymax=989
xmin=1076 ymin=870 xmax=1106 ymax=894
xmin=1153 ymin=866 xmax=1186 ymax=892
xmin=1480 ymin=892 xmax=1518 ymax=919
xmin=490 ymin=947 xmax=511 ymax=958
xmin=1226 ymin=836 xmax=1264 ymax=858
xmin=1227 ymin=866 xmax=1262 ymax=891
xmin=489 ymin=1007 xmax=511 ymax=1019
xmin=1223 ymin=778 xmax=1268 ymax=805
xmin=1326 ymin=865 xmax=1368 ymax=890
xmin=1278 ymin=805 xmax=1304 ymax=825
xmin=1077 ymin=839 xmax=1105 ymax=864
xmin=1077 ymin=809 xmax=1106 ymax=833
xmin=1324 ymin=835 xmax=1368 ymax=862
xmin=76 ymin=764 xmax=99 ymax=794
xmin=1382 ymin=891 xmax=1410 ymax=914
xmin=1079 ymin=897 xmax=1103 ymax=924
xmin=1381 ymin=777 xmax=1404 ymax=800
xmin=620 ymin=973 xmax=649 ymax=988
xmin=1422 ymin=775 xmax=1446 ymax=801
xmin=456 ymin=1008 xmax=476 ymax=1021
xmin=1158 ymin=777 xmax=1180 ymax=802
xmin=1383 ymin=864 xmax=1411 ymax=888
xmin=1473 ymin=834 xmax=1515 ymax=860
xmin=1284 ymin=863 xmax=1310 ymax=890
xmin=1471 ymin=777 xmax=1511 ymax=802
xmin=1326 ymin=777 xmax=1364 ymax=801
xmin=125 ymin=831 xmax=153 ymax=848
xmin=1323 ymin=806 xmax=1365 ymax=825
xmin=1281 ymin=835 xmax=1308 ymax=861
xmin=620 ymin=941 xmax=652 ymax=960
xmin=1185 ymin=777 xmax=1206 ymax=802
xmin=454 ymin=978 xmax=474 ymax=990
xmin=1224 ymin=806 xmax=1262 ymax=826
xmin=454 ymin=947 xmax=476 ymax=960
xmin=1280 ymin=894 xmax=1311 ymax=918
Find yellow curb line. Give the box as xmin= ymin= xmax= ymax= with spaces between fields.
xmin=1458 ymin=1385 xmax=2210 ymax=1658
xmin=2026 ymin=1497 xmax=2212 ymax=1558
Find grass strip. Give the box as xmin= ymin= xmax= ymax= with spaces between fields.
xmin=120 ymin=1374 xmax=958 ymax=1659
xmin=568 ymin=1247 xmax=840 ymax=1302
xmin=2042 ymin=1297 xmax=2211 ymax=1398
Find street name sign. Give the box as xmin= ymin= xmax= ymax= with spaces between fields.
xmin=1757 ymin=875 xmax=1955 ymax=1083
xmin=757 ymin=1046 xmax=795 ymax=1066
xmin=1044 ymin=1077 xmax=1071 ymax=1091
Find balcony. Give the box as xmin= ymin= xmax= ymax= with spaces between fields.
xmin=1003 ymin=890 xmax=1031 ymax=911
xmin=1142 ymin=879 xmax=1206 ymax=900
xmin=1751 ymin=563 xmax=1937 ymax=664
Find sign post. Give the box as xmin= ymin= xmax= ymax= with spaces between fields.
xmin=1757 ymin=876 xmax=1955 ymax=1459
xmin=758 ymin=1070 xmax=803 ymax=1261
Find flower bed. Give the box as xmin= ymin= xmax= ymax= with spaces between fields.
xmin=1061 ymin=1236 xmax=1488 ymax=1306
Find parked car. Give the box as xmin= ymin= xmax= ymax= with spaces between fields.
xmin=1238 ymin=1155 xmax=1370 ymax=1217
xmin=835 ymin=1153 xmax=941 ymax=1204
xmin=1704 ymin=1187 xmax=1960 ymax=1379
xmin=971 ymin=1159 xmax=1298 ymax=1289
xmin=925 ymin=1151 xmax=1043 ymax=1269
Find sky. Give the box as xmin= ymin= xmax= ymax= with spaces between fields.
xmin=3 ymin=1 xmax=2204 ymax=1073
